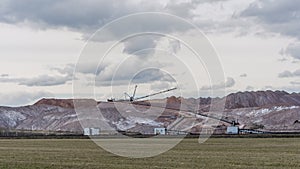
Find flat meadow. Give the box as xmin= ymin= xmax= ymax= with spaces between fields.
xmin=0 ymin=138 xmax=299 ymax=169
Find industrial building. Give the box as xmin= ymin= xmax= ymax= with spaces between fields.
xmin=154 ymin=128 xmax=166 ymax=135
xmin=84 ymin=128 xmax=100 ymax=136
xmin=226 ymin=126 xmax=239 ymax=134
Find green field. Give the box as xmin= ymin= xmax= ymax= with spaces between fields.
xmin=0 ymin=138 xmax=299 ymax=169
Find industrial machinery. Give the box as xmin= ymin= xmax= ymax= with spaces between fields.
xmin=107 ymin=85 xmax=177 ymax=102
xmin=124 ymin=85 xmax=138 ymax=102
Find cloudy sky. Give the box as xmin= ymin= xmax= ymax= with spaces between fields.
xmin=0 ymin=0 xmax=300 ymax=106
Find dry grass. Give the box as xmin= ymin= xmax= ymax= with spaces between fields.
xmin=0 ymin=138 xmax=299 ymax=168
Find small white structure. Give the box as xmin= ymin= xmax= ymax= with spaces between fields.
xmin=84 ymin=128 xmax=90 ymax=135
xmin=154 ymin=128 xmax=166 ymax=135
xmin=91 ymin=128 xmax=100 ymax=135
xmin=226 ymin=126 xmax=239 ymax=134
xmin=84 ymin=128 xmax=100 ymax=136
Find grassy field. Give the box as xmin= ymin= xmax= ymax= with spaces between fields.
xmin=0 ymin=138 xmax=299 ymax=169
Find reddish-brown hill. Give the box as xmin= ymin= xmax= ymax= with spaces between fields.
xmin=34 ymin=98 xmax=75 ymax=109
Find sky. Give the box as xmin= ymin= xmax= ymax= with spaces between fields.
xmin=0 ymin=0 xmax=300 ymax=106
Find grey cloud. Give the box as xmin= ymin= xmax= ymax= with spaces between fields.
xmin=165 ymin=0 xmax=230 ymax=18
xmin=168 ymin=39 xmax=181 ymax=54
xmin=95 ymin=65 xmax=173 ymax=87
xmin=0 ymin=0 xmax=227 ymax=30
xmin=122 ymin=36 xmax=158 ymax=57
xmin=0 ymin=77 xmax=20 ymax=83
xmin=278 ymin=71 xmax=293 ymax=78
xmin=0 ymin=74 xmax=9 ymax=77
xmin=281 ymin=42 xmax=300 ymax=60
xmin=19 ymin=75 xmax=72 ymax=87
xmin=0 ymin=0 xmax=238 ymax=63
xmin=76 ymin=62 xmax=108 ymax=75
xmin=278 ymin=58 xmax=288 ymax=62
xmin=225 ymin=77 xmax=235 ymax=87
xmin=263 ymin=86 xmax=274 ymax=90
xmin=150 ymin=82 xmax=174 ymax=91
xmin=165 ymin=1 xmax=196 ymax=18
xmin=281 ymin=85 xmax=300 ymax=93
xmin=200 ymin=77 xmax=235 ymax=90
xmin=0 ymin=0 xmax=143 ymax=31
xmin=0 ymin=0 xmax=192 ymax=38
xmin=278 ymin=69 xmax=300 ymax=78
xmin=240 ymin=0 xmax=300 ymax=62
xmin=51 ymin=64 xmax=74 ymax=76
xmin=2 ymin=63 xmax=76 ymax=87
xmin=246 ymin=86 xmax=254 ymax=91
xmin=240 ymin=73 xmax=247 ymax=77
xmin=0 ymin=0 xmax=230 ymax=42
xmin=290 ymin=81 xmax=300 ymax=85
xmin=131 ymin=69 xmax=174 ymax=84
xmin=240 ymin=0 xmax=300 ymax=39
xmin=122 ymin=37 xmax=181 ymax=58
xmin=87 ymin=13 xmax=192 ymax=43
xmin=0 ymin=91 xmax=54 ymax=106
xmin=55 ymin=62 xmax=107 ymax=75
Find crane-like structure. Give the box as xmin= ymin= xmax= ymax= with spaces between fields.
xmin=134 ymin=87 xmax=177 ymax=101
xmin=107 ymin=85 xmax=177 ymax=102
xmin=124 ymin=85 xmax=138 ymax=102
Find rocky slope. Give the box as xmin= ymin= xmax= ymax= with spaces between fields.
xmin=0 ymin=90 xmax=300 ymax=134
